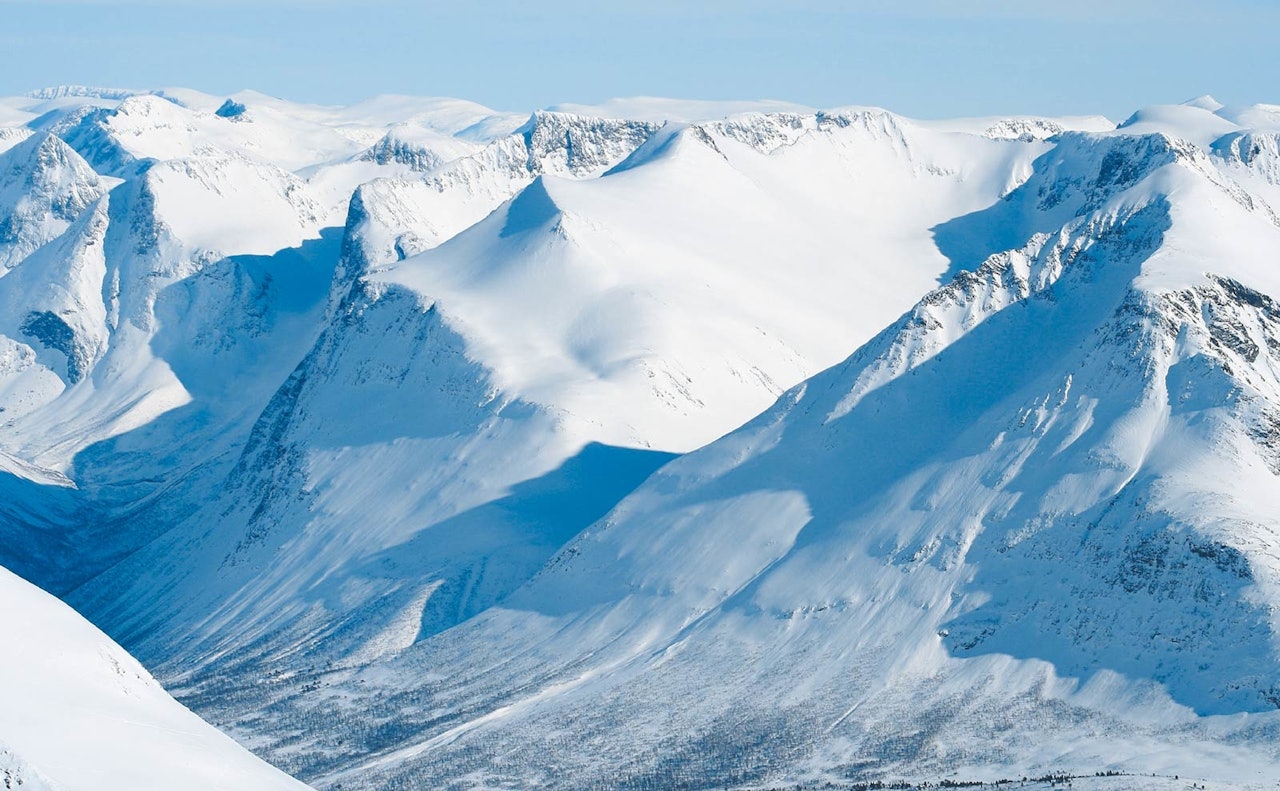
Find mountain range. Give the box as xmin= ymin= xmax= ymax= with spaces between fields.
xmin=1 ymin=85 xmax=1279 ymax=790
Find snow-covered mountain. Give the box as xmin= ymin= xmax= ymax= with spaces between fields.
xmin=0 ymin=563 xmax=313 ymax=790
xmin=282 ymin=113 xmax=1280 ymax=790
xmin=63 ymin=98 xmax=1059 ymax=746
xmin=3 ymin=86 xmax=1280 ymax=790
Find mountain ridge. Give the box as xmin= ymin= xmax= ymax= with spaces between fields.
xmin=1 ymin=87 xmax=1280 ymax=789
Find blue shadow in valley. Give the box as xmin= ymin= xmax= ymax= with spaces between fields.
xmin=345 ymin=442 xmax=677 ymax=642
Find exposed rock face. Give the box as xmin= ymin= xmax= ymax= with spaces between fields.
xmin=0 ymin=133 xmax=107 ymax=272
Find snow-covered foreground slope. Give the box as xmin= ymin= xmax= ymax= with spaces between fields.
xmin=5 ymin=86 xmax=1280 ymax=790
xmin=0 ymin=564 xmax=312 ymax=791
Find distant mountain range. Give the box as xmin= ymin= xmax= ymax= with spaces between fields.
xmin=2 ymin=85 xmax=1279 ymax=790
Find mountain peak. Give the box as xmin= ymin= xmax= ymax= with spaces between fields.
xmin=0 ymin=131 xmax=107 ymax=272
xmin=499 ymin=175 xmax=562 ymax=238
xmin=1183 ymin=93 xmax=1225 ymax=111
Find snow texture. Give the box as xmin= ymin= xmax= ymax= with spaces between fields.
xmin=2 ymin=88 xmax=1280 ymax=791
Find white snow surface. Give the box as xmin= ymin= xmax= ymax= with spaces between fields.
xmin=4 ymin=89 xmax=1280 ymax=790
xmin=0 ymin=565 xmax=311 ymax=791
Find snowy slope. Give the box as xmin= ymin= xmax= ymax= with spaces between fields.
xmin=6 ymin=87 xmax=1280 ymax=791
xmin=0 ymin=132 xmax=109 ymax=273
xmin=0 ymin=564 xmax=312 ymax=791
xmin=138 ymin=102 xmax=1280 ymax=790
xmin=377 ymin=110 xmax=1033 ymax=451
xmin=64 ymin=106 xmax=1051 ymax=723
xmin=0 ymin=93 xmax=621 ymax=611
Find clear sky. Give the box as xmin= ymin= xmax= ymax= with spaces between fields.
xmin=0 ymin=0 xmax=1276 ymax=119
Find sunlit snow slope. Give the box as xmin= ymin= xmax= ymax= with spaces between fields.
xmin=132 ymin=99 xmax=1277 ymax=791
xmin=25 ymin=94 xmax=1062 ymax=687
xmin=0 ymin=564 xmax=312 ymax=791
xmin=6 ymin=85 xmax=1280 ymax=791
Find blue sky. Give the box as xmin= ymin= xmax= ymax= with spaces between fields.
xmin=1 ymin=0 xmax=1276 ymax=118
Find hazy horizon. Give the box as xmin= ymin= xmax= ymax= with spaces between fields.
xmin=2 ymin=0 xmax=1276 ymax=120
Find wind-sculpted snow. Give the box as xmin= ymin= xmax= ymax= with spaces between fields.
xmin=5 ymin=89 xmax=1280 ymax=790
